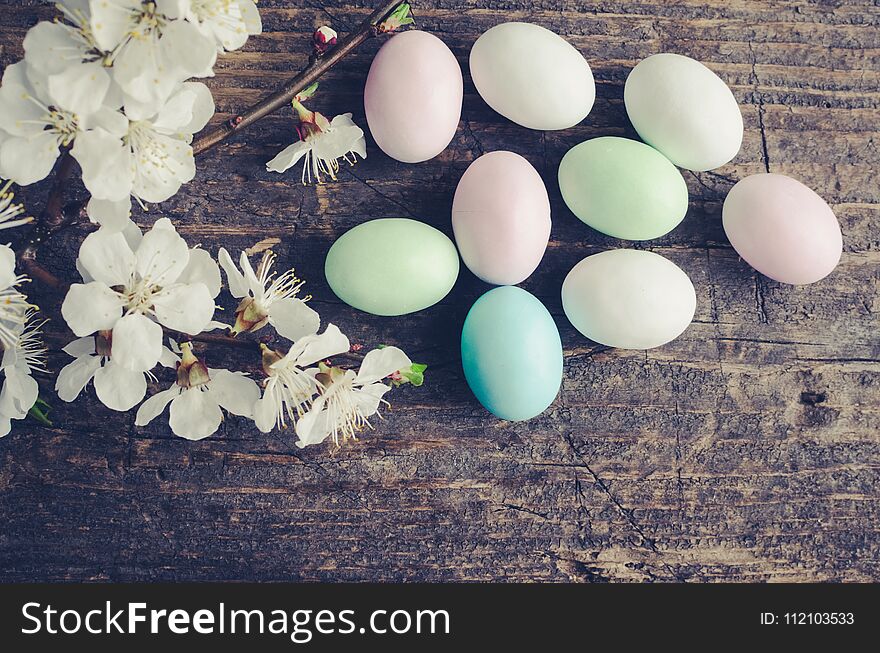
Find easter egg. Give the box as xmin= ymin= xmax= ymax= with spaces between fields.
xmin=461 ymin=286 xmax=562 ymax=421
xmin=452 ymin=151 xmax=551 ymax=285
xmin=470 ymin=22 xmax=595 ymax=130
xmin=325 ymin=218 xmax=459 ymax=316
xmin=558 ymin=136 xmax=689 ymax=240
xmin=364 ymin=30 xmax=462 ymax=163
xmin=624 ymin=53 xmax=743 ymax=171
xmin=722 ymin=173 xmax=842 ymax=285
xmin=562 ymin=250 xmax=696 ymax=349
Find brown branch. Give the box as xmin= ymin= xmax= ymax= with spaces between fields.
xmin=42 ymin=150 xmax=75 ymax=229
xmin=192 ymin=0 xmax=406 ymax=155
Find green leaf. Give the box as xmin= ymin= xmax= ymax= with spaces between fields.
xmin=28 ymin=397 xmax=53 ymax=427
xmin=294 ymin=82 xmax=319 ymax=102
xmin=397 ymin=362 xmax=427 ymax=387
xmin=379 ymin=2 xmax=415 ymax=32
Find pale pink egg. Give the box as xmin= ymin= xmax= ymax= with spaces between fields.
xmin=722 ymin=173 xmax=842 ymax=285
xmin=364 ymin=30 xmax=462 ymax=163
xmin=452 ymin=151 xmax=551 ymax=285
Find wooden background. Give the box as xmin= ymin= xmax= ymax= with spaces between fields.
xmin=0 ymin=0 xmax=878 ymax=582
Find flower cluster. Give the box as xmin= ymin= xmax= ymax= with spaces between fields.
xmin=0 ymin=4 xmax=425 ymax=448
xmin=0 ymin=182 xmax=45 ymax=437
xmin=57 ymin=222 xmax=424 ymax=447
xmin=0 ymin=0 xmax=261 ymax=229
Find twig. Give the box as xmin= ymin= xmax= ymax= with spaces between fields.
xmin=192 ymin=0 xmax=405 ymax=154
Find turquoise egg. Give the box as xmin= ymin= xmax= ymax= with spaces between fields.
xmin=461 ymin=286 xmax=562 ymax=421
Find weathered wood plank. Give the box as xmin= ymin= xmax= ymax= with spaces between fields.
xmin=0 ymin=0 xmax=878 ymax=582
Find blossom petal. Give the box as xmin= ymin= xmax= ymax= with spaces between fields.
xmin=355 ymin=346 xmax=412 ymax=385
xmin=77 ymin=228 xmax=136 ymax=286
xmin=208 ymin=369 xmax=260 ymax=417
xmin=136 ymin=220 xmax=190 ymax=286
xmin=178 ymin=248 xmax=221 ymax=298
xmin=55 ymin=354 xmax=101 ymax=403
xmin=131 ymin=131 xmax=195 ymax=204
xmin=253 ymin=391 xmax=278 ymax=433
xmin=61 ymin=282 xmax=124 ymax=337
xmin=153 ymin=82 xmax=213 ymax=135
xmin=239 ymin=0 xmax=263 ymax=36
xmin=238 ymin=250 xmax=263 ymax=297
xmin=0 ymin=244 xmax=17 ymax=289
xmin=89 ymin=0 xmax=140 ymax=52
xmin=113 ymin=37 xmax=180 ymax=112
xmin=135 ymin=385 xmax=180 ymax=426
xmin=23 ymin=21 xmax=80 ymax=77
xmin=152 ymin=82 xmax=199 ymax=133
xmin=289 ymin=323 xmax=350 ymax=368
xmin=294 ymin=394 xmax=333 ymax=447
xmin=48 ymin=61 xmax=111 ymax=116
xmin=217 ymin=247 xmax=248 ymax=298
xmin=161 ymin=19 xmax=218 ymax=79
xmin=111 ymin=313 xmax=163 ymax=372
xmin=86 ymin=197 xmax=132 ymax=232
xmin=0 ymin=133 xmax=59 ymax=186
xmin=266 ymin=141 xmax=310 ymax=173
xmin=268 ymin=298 xmax=320 ymax=343
xmin=72 ymin=128 xmax=133 ymax=202
xmin=152 ymin=283 xmax=215 ymax=335
xmin=169 ymin=388 xmax=223 ymax=440
xmin=159 ymin=346 xmax=180 ymax=368
xmin=62 ymin=336 xmax=96 ymax=358
xmin=0 ymin=367 xmax=39 ymax=418
xmin=0 ymin=75 xmax=45 ymax=137
xmin=93 ymin=360 xmax=147 ymax=411
xmin=354 ymin=382 xmax=392 ymax=419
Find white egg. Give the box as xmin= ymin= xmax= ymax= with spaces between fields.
xmin=470 ymin=22 xmax=595 ymax=130
xmin=562 ymin=249 xmax=697 ymax=350
xmin=624 ymin=53 xmax=743 ymax=172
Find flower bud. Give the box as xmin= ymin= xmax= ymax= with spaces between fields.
xmin=313 ymin=26 xmax=337 ymax=55
xmin=96 ymin=330 xmax=112 ymax=357
xmin=260 ymin=343 xmax=284 ymax=375
xmin=176 ymin=342 xmax=210 ymax=389
xmin=230 ymin=296 xmax=270 ymax=336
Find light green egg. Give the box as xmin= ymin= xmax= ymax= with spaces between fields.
xmin=558 ymin=136 xmax=689 ymax=240
xmin=325 ymin=218 xmax=460 ymax=316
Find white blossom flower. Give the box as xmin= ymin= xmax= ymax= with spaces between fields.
xmin=253 ymin=324 xmax=350 ymax=433
xmin=73 ymin=81 xmax=214 ymax=207
xmin=0 ymin=311 xmax=46 ymax=437
xmin=23 ymin=5 xmax=113 ymax=84
xmin=0 ymin=244 xmax=33 ymax=350
xmin=165 ymin=0 xmax=262 ymax=52
xmin=88 ymin=0 xmax=217 ymax=118
xmin=0 ymin=61 xmax=120 ymax=185
xmin=218 ymin=248 xmax=319 ymax=341
xmin=295 ymin=346 xmax=412 ymax=448
xmin=0 ymin=180 xmax=33 ymax=231
xmin=60 ymin=218 xmax=220 ymax=373
xmin=55 ymin=332 xmax=178 ymax=411
xmin=135 ymin=341 xmax=260 ymax=440
xmin=266 ymin=102 xmax=366 ymax=184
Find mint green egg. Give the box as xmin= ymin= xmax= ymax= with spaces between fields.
xmin=558 ymin=136 xmax=689 ymax=240
xmin=325 ymin=218 xmax=460 ymax=316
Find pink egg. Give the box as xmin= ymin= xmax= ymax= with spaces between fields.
xmin=452 ymin=151 xmax=551 ymax=285
xmin=364 ymin=30 xmax=462 ymax=163
xmin=723 ymin=173 xmax=842 ymax=285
